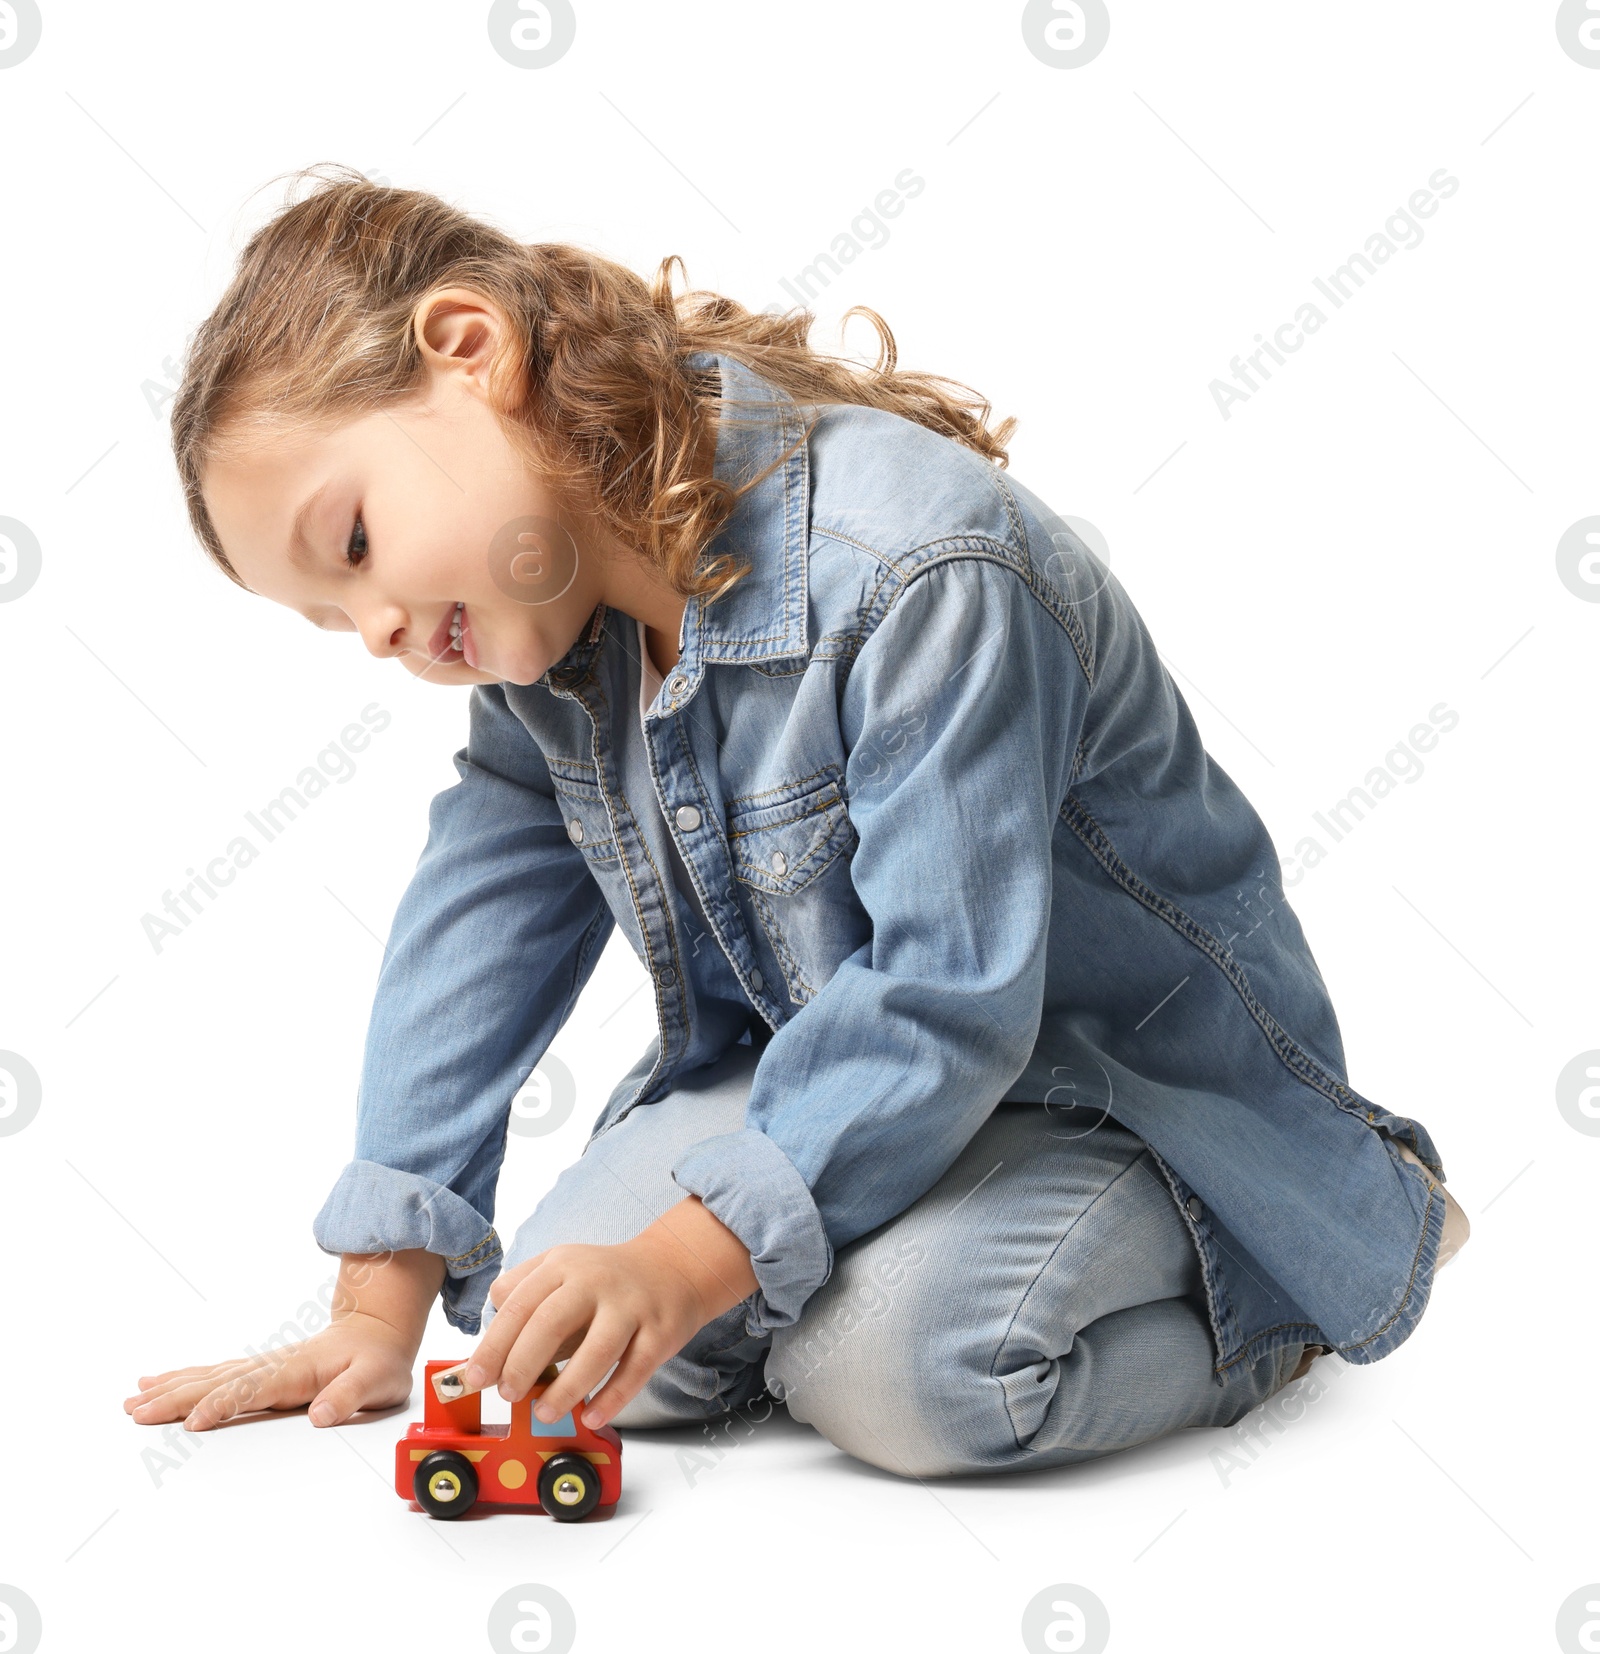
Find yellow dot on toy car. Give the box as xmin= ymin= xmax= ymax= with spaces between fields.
xmin=498 ymin=1459 xmax=528 ymax=1489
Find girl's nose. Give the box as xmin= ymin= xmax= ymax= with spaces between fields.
xmin=350 ymin=599 xmax=409 ymax=658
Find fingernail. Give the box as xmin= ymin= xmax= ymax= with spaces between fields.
xmin=534 ymin=1401 xmax=554 ymax=1422
xmin=462 ymin=1364 xmax=486 ymax=1390
xmin=581 ymin=1408 xmax=603 ymax=1428
xmin=309 ymin=1403 xmax=334 ymax=1426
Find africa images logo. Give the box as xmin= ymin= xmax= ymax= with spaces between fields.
xmin=1209 ymin=168 xmax=1461 ymax=420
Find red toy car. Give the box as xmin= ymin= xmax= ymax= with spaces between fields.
xmin=395 ymin=1359 xmax=623 ymax=1522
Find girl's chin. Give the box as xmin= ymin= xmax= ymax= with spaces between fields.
xmin=493 ymin=650 xmax=547 ymax=687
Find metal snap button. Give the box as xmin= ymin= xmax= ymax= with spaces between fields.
xmin=1186 ymin=1195 xmax=1203 ymax=1221
xmin=674 ymin=804 xmax=702 ymax=832
xmin=750 ymin=968 xmax=765 ymax=993
xmin=659 ymin=964 xmax=676 ymax=988
xmin=668 ymin=673 xmax=688 ymax=696
xmin=769 ymin=850 xmax=788 ymax=877
xmin=567 ymin=819 xmax=584 ymax=845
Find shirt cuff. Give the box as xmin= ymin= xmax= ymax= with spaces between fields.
xmin=670 ymin=1128 xmax=834 ymax=1335
xmin=312 ymin=1158 xmax=504 ymax=1335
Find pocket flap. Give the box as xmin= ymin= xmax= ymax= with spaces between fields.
xmin=726 ymin=768 xmax=856 ymax=895
xmin=547 ymin=760 xmax=618 ymax=861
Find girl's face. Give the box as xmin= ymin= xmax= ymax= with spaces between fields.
xmin=201 ymin=343 xmax=613 ymax=689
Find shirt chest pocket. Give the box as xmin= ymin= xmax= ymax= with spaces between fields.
xmin=547 ymin=761 xmax=619 ymax=866
xmin=724 ymin=767 xmax=865 ymax=1004
xmin=725 ymin=768 xmax=856 ymax=893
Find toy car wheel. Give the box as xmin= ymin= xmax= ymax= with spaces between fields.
xmin=538 ymin=1453 xmax=601 ymax=1521
xmin=414 ymin=1450 xmax=479 ymax=1519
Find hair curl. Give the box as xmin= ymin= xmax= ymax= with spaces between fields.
xmin=171 ymin=162 xmax=1017 ymax=605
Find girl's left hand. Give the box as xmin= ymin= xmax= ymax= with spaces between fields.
xmin=462 ymin=1203 xmax=754 ymax=1429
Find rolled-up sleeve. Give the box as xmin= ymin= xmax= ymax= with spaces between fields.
xmin=313 ymin=682 xmax=613 ymax=1333
xmin=671 ymin=552 xmax=1087 ymax=1334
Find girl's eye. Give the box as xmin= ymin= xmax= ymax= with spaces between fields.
xmin=345 ymin=514 xmax=369 ymax=569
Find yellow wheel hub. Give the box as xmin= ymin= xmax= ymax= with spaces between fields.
xmin=550 ymin=1472 xmax=588 ymax=1506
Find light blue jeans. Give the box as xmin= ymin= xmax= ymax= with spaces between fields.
xmin=485 ymin=1040 xmax=1309 ymax=1479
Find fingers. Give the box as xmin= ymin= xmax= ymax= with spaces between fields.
xmin=579 ymin=1335 xmax=671 ymax=1429
xmin=488 ymin=1253 xmax=545 ymax=1310
xmin=184 ymin=1365 xmax=281 ymax=1432
xmin=530 ymin=1315 xmax=632 ymax=1425
xmin=308 ymin=1364 xmax=380 ymax=1428
xmin=129 ymin=1345 xmax=408 ymax=1432
xmin=125 ymin=1361 xmax=254 ymax=1419
xmin=464 ymin=1260 xmax=562 ymax=1391
xmin=127 ymin=1363 xmax=222 ymax=1399
xmin=473 ymin=1283 xmax=584 ymax=1401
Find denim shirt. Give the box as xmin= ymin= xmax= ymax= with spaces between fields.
xmin=313 ymin=350 xmax=1452 ymax=1389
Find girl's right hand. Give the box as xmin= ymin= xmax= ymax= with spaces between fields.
xmin=122 ymin=1310 xmax=418 ymax=1432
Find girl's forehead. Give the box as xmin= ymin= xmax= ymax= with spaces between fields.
xmin=211 ymin=413 xmax=350 ymax=475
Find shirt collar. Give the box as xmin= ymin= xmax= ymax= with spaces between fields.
xmin=540 ymin=349 xmax=811 ymax=691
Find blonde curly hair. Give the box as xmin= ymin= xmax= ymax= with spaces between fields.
xmin=171 ymin=163 xmax=1017 ymax=605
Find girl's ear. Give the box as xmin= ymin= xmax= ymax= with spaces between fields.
xmin=413 ymin=286 xmax=520 ymax=406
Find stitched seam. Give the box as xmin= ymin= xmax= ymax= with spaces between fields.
xmin=621 ymin=794 xmax=692 ymax=1045
xmin=698 ymin=631 xmax=802 ymax=648
xmin=548 ymin=778 xmax=619 ymax=862
xmin=810 ymin=524 xmax=902 ymax=572
xmin=674 ymin=721 xmax=733 ymax=922
xmin=1334 ymin=1178 xmax=1438 ymax=1356
xmin=726 ymin=793 xmax=842 ymax=838
xmin=1216 ymin=1323 xmax=1325 ymax=1372
xmin=725 ymin=764 xmax=839 ymax=812
xmin=862 ymin=558 xmax=904 ymax=635
xmin=861 ymin=554 xmax=901 ymax=630
xmin=681 ymin=731 xmax=749 ymax=924
xmin=749 ymin=883 xmax=817 ymax=1003
xmin=1058 ymin=794 xmax=1375 ymax=1125
xmin=1059 ymin=795 xmax=1443 ymax=1364
xmin=887 ymin=548 xmax=1095 ymax=691
xmin=447 ymin=1231 xmax=502 ymax=1268
xmin=990 ymin=467 xmax=1028 ymax=551
xmin=1136 ymin=1146 xmax=1241 ymax=1373
xmin=811 ymin=633 xmax=866 ymax=664
xmin=579 ymin=687 xmax=689 ymax=1045
xmin=732 ymin=824 xmax=852 ymax=895
xmin=901 ymin=532 xmax=1023 ymax=574
xmin=995 ymin=472 xmax=1098 ymax=687
xmin=813 ymin=447 xmax=1022 ymax=573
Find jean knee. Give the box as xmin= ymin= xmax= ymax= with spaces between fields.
xmin=766 ymin=1278 xmax=1005 ymax=1479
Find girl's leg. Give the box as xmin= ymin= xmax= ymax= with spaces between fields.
xmin=764 ymin=1103 xmax=1308 ymax=1479
xmin=487 ymin=1039 xmax=772 ymax=1428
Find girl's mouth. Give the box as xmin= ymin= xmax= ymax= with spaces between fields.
xmin=429 ymin=601 xmax=479 ymax=669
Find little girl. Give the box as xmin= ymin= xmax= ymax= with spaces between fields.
xmin=125 ymin=165 xmax=1466 ymax=1479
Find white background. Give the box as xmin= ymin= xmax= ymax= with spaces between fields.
xmin=1 ymin=2 xmax=1595 ymax=1650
